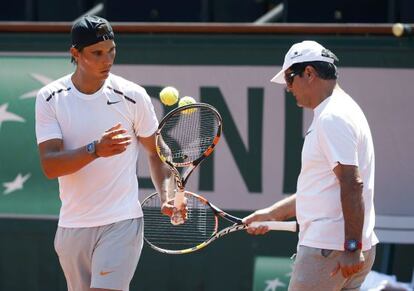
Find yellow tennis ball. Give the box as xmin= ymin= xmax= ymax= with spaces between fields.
xmin=178 ymin=96 xmax=197 ymax=114
xmin=159 ymin=86 xmax=179 ymax=106
xmin=178 ymin=96 xmax=196 ymax=107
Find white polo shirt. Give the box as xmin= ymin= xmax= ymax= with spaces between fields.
xmin=296 ymin=86 xmax=378 ymax=251
xmin=35 ymin=73 xmax=158 ymax=228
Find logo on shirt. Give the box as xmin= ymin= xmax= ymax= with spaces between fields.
xmin=99 ymin=270 xmax=115 ymax=276
xmin=107 ymin=100 xmax=121 ymax=105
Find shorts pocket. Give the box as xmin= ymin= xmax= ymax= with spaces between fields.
xmin=321 ymin=249 xmax=334 ymax=258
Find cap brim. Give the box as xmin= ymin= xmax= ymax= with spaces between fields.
xmin=270 ymin=69 xmax=286 ymax=84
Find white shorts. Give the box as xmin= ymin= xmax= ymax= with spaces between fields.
xmin=54 ymin=218 xmax=143 ymax=291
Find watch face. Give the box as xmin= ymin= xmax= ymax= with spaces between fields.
xmin=87 ymin=142 xmax=95 ymax=153
xmin=349 ymin=241 xmax=357 ymax=249
xmin=345 ymin=239 xmax=360 ymax=251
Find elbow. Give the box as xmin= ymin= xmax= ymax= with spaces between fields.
xmin=355 ymin=178 xmax=364 ymax=192
xmin=347 ymin=179 xmax=363 ymax=194
xmin=41 ymin=164 xmax=58 ymax=179
xmin=339 ymin=178 xmax=364 ymax=197
xmin=43 ymin=169 xmax=57 ymax=180
xmin=338 ymin=174 xmax=364 ymax=193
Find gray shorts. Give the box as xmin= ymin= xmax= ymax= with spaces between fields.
xmin=289 ymin=245 xmax=376 ymax=291
xmin=54 ymin=218 xmax=143 ymax=291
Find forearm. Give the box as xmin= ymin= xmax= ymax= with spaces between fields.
xmin=147 ymin=154 xmax=173 ymax=204
xmin=340 ymin=180 xmax=364 ymax=242
xmin=266 ymin=194 xmax=296 ymax=221
xmin=39 ymin=124 xmax=132 ymax=179
xmin=41 ymin=146 xmax=96 ymax=179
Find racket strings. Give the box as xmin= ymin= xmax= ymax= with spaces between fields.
xmin=159 ymin=107 xmax=220 ymax=164
xmin=142 ymin=194 xmax=217 ymax=250
xmin=143 ymin=210 xmax=214 ymax=242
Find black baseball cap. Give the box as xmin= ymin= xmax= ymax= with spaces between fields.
xmin=71 ymin=15 xmax=114 ymax=49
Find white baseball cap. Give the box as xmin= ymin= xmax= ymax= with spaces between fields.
xmin=271 ymin=40 xmax=338 ymax=84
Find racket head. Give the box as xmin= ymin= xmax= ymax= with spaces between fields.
xmin=142 ymin=191 xmax=218 ymax=254
xmin=155 ymin=103 xmax=222 ymax=168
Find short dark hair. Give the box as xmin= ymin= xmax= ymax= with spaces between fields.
xmin=71 ymin=47 xmax=83 ymax=64
xmin=289 ymin=61 xmax=338 ymax=80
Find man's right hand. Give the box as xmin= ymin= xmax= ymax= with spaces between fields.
xmin=242 ymin=208 xmax=273 ymax=235
xmin=95 ymin=123 xmax=132 ymax=157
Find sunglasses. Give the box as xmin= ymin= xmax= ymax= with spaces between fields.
xmin=284 ymin=71 xmax=301 ymax=86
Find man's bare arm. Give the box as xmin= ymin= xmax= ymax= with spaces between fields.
xmin=139 ymin=133 xmax=173 ymax=212
xmin=331 ymin=163 xmax=365 ymax=278
xmin=333 ymin=163 xmax=364 ymax=243
xmin=38 ymin=123 xmax=131 ymax=179
xmin=38 ymin=139 xmax=97 ymax=179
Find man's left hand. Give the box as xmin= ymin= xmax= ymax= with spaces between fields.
xmin=161 ymin=200 xmax=175 ymax=217
xmin=330 ymin=251 xmax=365 ymax=278
xmin=161 ymin=199 xmax=188 ymax=222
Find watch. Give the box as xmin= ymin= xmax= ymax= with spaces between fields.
xmin=86 ymin=141 xmax=98 ymax=157
xmin=344 ymin=239 xmax=362 ymax=252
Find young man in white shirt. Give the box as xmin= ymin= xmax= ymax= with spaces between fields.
xmin=36 ymin=15 xmax=175 ymax=291
xmin=244 ymin=40 xmax=378 ymax=291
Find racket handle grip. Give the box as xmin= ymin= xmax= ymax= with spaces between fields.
xmin=173 ymin=190 xmax=185 ymax=207
xmin=249 ymin=221 xmax=297 ymax=232
xmin=171 ymin=190 xmax=185 ymax=226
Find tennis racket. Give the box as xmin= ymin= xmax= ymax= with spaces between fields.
xmin=142 ymin=191 xmax=297 ymax=254
xmin=155 ymin=102 xmax=222 ymax=225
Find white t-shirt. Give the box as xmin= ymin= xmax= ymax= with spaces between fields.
xmin=35 ymin=73 xmax=158 ymax=228
xmin=296 ymin=86 xmax=378 ymax=251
